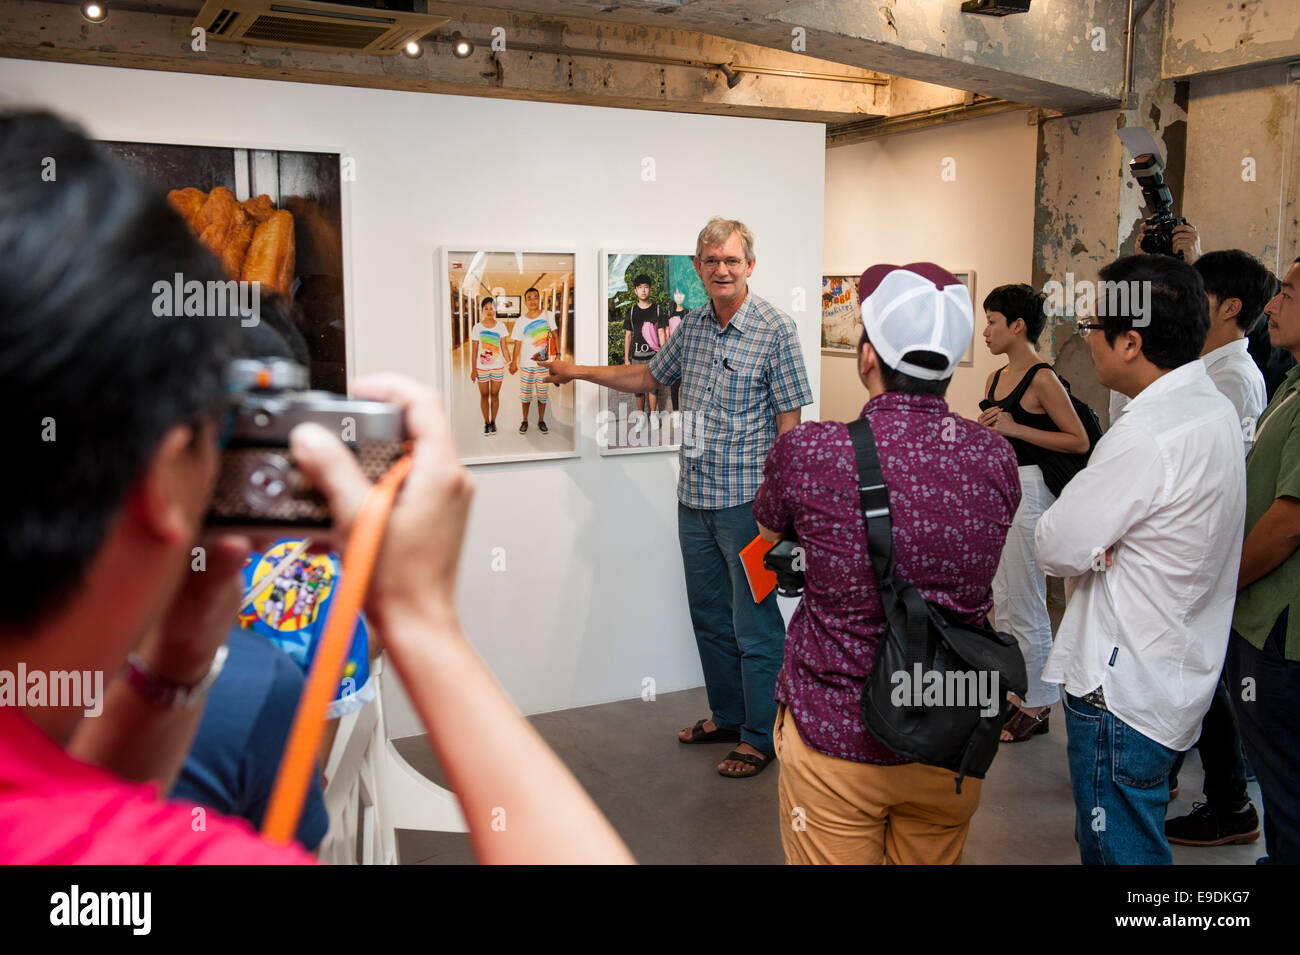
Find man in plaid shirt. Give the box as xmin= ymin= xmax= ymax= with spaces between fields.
xmin=542 ymin=217 xmax=812 ymax=777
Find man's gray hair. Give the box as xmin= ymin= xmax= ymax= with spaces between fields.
xmin=695 ymin=217 xmax=755 ymax=262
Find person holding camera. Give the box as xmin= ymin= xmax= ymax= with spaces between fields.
xmin=0 ymin=111 xmax=632 ymax=865
xmin=977 ymin=285 xmax=1089 ymax=744
xmin=752 ymin=263 xmax=1020 ymax=864
xmin=1034 ymin=254 xmax=1247 ymax=865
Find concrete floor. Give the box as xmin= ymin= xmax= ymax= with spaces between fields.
xmin=392 ymin=684 xmax=1265 ymax=865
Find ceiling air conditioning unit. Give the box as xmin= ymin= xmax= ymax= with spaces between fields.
xmin=193 ymin=0 xmax=449 ymax=55
xmin=960 ymin=0 xmax=1032 ymax=15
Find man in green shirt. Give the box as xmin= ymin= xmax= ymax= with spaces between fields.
xmin=1228 ymin=255 xmax=1300 ymax=864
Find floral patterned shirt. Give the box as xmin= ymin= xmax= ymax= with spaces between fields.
xmin=753 ymin=393 xmax=1021 ymax=764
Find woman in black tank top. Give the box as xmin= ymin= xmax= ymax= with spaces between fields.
xmin=978 ymin=285 xmax=1091 ymax=744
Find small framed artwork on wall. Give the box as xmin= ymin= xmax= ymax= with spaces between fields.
xmin=821 ymin=274 xmax=861 ymax=355
xmin=440 ymin=248 xmax=579 ymax=466
xmin=598 ymin=250 xmax=707 ymax=455
xmin=953 ymin=270 xmax=976 ymax=367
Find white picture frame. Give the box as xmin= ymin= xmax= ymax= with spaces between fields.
xmin=438 ymin=246 xmax=581 ymax=467
xmin=597 ymin=249 xmax=704 ymax=456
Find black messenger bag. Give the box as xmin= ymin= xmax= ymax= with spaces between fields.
xmin=848 ymin=418 xmax=1027 ymax=793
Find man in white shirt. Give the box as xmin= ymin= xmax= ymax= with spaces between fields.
xmin=1035 ymin=254 xmax=1247 ymax=865
xmin=1164 ymin=248 xmax=1274 ymax=848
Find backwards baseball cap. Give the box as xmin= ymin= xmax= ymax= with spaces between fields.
xmin=858 ymin=263 xmax=974 ymax=381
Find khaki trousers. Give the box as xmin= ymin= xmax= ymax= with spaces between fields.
xmin=774 ymin=704 xmax=982 ymax=865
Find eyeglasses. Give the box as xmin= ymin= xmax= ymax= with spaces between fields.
xmin=1075 ymin=320 xmax=1106 ymax=338
xmin=700 ymin=257 xmax=746 ymax=271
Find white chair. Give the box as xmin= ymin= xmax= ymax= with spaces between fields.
xmin=318 ymin=654 xmax=467 ymax=864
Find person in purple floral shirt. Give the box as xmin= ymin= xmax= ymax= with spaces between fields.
xmin=754 ymin=262 xmax=1021 ymax=865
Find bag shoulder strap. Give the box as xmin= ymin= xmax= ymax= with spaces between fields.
xmin=846 ymin=418 xmax=893 ymax=584
xmin=1003 ymin=362 xmax=1051 ymax=406
xmin=846 ymin=419 xmax=929 ymax=673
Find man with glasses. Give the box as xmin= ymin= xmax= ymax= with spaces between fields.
xmin=542 ymin=217 xmax=812 ymax=778
xmin=1035 ymin=254 xmax=1247 ymax=864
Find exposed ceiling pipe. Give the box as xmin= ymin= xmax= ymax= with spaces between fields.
xmin=1121 ymin=0 xmax=1158 ymax=110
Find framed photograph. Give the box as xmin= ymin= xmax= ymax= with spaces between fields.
xmin=821 ymin=274 xmax=861 ymax=354
xmin=441 ymin=248 xmax=578 ymax=466
xmin=598 ymin=251 xmax=707 ymax=455
xmin=953 ymin=270 xmax=976 ymax=367
xmin=99 ymin=139 xmax=348 ymax=393
xmin=494 ymin=295 xmax=522 ymax=319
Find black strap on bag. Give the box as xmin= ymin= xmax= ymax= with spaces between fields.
xmin=847 ymin=418 xmax=1027 ymax=793
xmin=985 ymin=364 xmax=1103 ymax=497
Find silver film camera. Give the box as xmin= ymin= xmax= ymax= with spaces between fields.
xmin=206 ymin=359 xmax=407 ymax=533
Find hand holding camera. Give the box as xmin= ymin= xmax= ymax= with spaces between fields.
xmin=288 ymin=373 xmax=474 ymax=640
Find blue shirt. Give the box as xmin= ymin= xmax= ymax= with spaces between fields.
xmin=649 ymin=291 xmax=812 ymax=509
xmin=172 ymin=628 xmax=329 ymax=851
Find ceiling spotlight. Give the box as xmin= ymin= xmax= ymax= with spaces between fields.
xmin=81 ymin=1 xmax=107 ymax=22
xmin=720 ymin=64 xmax=743 ymax=89
xmin=450 ymin=32 xmax=473 ymax=59
xmin=402 ymin=40 xmax=422 ymax=58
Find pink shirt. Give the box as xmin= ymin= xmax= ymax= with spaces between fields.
xmin=0 ymin=706 xmax=316 ymax=864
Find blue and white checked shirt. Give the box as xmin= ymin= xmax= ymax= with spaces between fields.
xmin=649 ymin=291 xmax=813 ymax=509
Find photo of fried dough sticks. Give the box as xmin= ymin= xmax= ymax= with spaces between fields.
xmin=167 ymin=186 xmax=296 ymax=296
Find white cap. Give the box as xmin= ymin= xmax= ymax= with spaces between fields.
xmin=858 ymin=263 xmax=974 ymax=381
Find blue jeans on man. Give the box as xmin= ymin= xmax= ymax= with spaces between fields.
xmin=1063 ymin=692 xmax=1181 ymax=864
xmin=678 ymin=501 xmax=786 ymax=754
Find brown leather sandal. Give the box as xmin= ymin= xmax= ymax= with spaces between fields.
xmin=679 ymin=718 xmax=741 ymax=744
xmin=718 ymin=749 xmax=777 ymax=778
xmin=1001 ymin=708 xmax=1049 ymax=742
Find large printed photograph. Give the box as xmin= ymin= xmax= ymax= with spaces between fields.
xmin=599 ymin=251 xmax=707 ymax=455
xmin=442 ymin=249 xmax=578 ymax=465
xmin=99 ymin=140 xmax=348 ymax=393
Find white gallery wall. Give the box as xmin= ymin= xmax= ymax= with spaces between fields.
xmin=821 ymin=109 xmax=1038 ymax=422
xmin=0 ymin=58 xmax=825 ymax=737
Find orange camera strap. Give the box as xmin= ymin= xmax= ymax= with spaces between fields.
xmin=261 ymin=454 xmax=413 ymax=845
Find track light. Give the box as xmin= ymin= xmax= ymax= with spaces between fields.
xmin=720 ymin=64 xmax=743 ymax=89
xmin=450 ymin=32 xmax=473 ymax=59
xmin=402 ymin=40 xmax=422 ymax=58
xmin=81 ymin=1 xmax=107 ymax=22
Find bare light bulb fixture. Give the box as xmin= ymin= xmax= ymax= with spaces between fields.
xmin=450 ymin=32 xmax=473 ymax=59
xmin=402 ymin=40 xmax=422 ymax=58
xmin=81 ymin=1 xmax=107 ymax=22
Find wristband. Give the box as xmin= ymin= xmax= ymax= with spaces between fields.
xmin=124 ymin=644 xmax=228 ymax=709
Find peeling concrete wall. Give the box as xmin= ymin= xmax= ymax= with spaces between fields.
xmin=1032 ymin=0 xmax=1189 ymax=428
xmin=1183 ymin=63 xmax=1299 ymax=273
xmin=1165 ymin=0 xmax=1300 ymax=78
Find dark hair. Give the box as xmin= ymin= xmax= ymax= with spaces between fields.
xmin=633 ymin=274 xmax=652 ymax=288
xmin=1193 ymin=250 xmax=1277 ymax=333
xmin=524 ymin=287 xmax=540 ymax=297
xmin=0 ymin=111 xmax=238 ymax=629
xmin=859 ymin=328 xmax=951 ymax=396
xmin=982 ymin=283 xmax=1047 ymax=344
xmin=480 ymin=296 xmax=495 ymax=309
xmin=1099 ymin=254 xmax=1208 ymax=369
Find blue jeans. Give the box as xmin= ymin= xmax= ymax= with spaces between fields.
xmin=1063 ymin=692 xmax=1180 ymax=865
xmin=677 ymin=501 xmax=786 ymax=753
